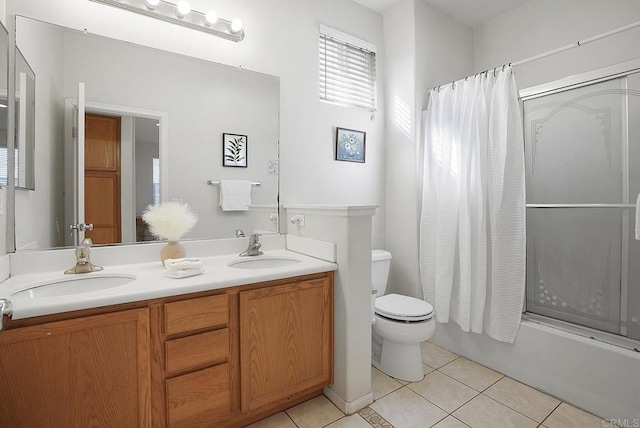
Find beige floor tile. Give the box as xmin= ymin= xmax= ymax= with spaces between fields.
xmin=371 ymin=387 xmax=448 ymax=428
xmin=285 ymin=395 xmax=344 ymax=428
xmin=432 ymin=416 xmax=471 ymax=428
xmin=484 ymin=377 xmax=560 ymax=422
xmin=543 ymin=402 xmax=604 ymax=428
xmin=325 ymin=414 xmax=373 ymax=428
xmin=395 ymin=363 xmax=436 ymax=386
xmin=372 ymin=366 xmax=403 ymax=400
xmin=421 ymin=342 xmax=459 ymax=368
xmin=453 ymin=394 xmax=538 ymax=428
xmin=408 ymin=371 xmax=478 ymax=413
xmin=423 ymin=363 xmax=437 ymax=375
xmin=438 ymin=357 xmax=503 ymax=391
xmin=246 ymin=411 xmax=297 ymax=428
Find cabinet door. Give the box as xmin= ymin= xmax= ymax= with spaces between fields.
xmin=239 ymin=277 xmax=333 ymax=412
xmin=0 ymin=308 xmax=151 ymax=428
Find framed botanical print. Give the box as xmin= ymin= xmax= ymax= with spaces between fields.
xmin=222 ymin=133 xmax=248 ymax=167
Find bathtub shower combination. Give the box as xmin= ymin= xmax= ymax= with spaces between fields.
xmin=522 ymin=63 xmax=640 ymax=345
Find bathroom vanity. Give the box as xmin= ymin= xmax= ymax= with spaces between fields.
xmin=0 ymin=249 xmax=335 ymax=428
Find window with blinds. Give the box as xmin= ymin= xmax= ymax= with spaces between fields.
xmin=319 ymin=25 xmax=377 ymax=111
xmin=152 ymin=156 xmax=160 ymax=205
xmin=0 ymin=147 xmax=18 ymax=186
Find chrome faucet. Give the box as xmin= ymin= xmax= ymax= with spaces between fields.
xmin=239 ymin=233 xmax=263 ymax=257
xmin=64 ymin=238 xmax=104 ymax=274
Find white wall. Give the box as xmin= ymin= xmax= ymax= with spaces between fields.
xmin=384 ymin=0 xmax=473 ymax=299
xmin=428 ymin=0 xmax=640 ymax=420
xmin=474 ymin=0 xmax=640 ymax=88
xmin=6 ymin=0 xmax=387 ymax=248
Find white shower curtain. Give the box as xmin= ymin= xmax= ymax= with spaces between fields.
xmin=420 ymin=67 xmax=525 ymax=343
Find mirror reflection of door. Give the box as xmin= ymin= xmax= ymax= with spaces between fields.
xmin=82 ymin=113 xmax=161 ymax=245
xmin=84 ymin=113 xmax=121 ymax=245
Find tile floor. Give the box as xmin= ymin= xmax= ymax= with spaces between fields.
xmin=247 ymin=342 xmax=605 ymax=428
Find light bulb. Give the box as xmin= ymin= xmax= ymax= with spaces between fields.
xmin=176 ymin=1 xmax=190 ymax=18
xmin=145 ymin=0 xmax=160 ymax=9
xmin=230 ymin=18 xmax=243 ymax=33
xmin=205 ymin=10 xmax=218 ymax=25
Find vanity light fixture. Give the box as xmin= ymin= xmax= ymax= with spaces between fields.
xmin=88 ymin=0 xmax=245 ymax=42
xmin=205 ymin=10 xmax=218 ymax=26
xmin=230 ymin=18 xmax=243 ymax=34
xmin=175 ymin=0 xmax=190 ymax=18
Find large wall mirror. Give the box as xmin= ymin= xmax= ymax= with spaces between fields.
xmin=13 ymin=16 xmax=280 ymax=252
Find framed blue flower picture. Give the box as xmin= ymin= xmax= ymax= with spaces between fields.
xmin=335 ymin=127 xmax=366 ymax=163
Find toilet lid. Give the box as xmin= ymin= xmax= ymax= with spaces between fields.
xmin=375 ymin=294 xmax=434 ymax=321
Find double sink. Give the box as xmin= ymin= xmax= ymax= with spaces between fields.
xmin=10 ymin=256 xmax=302 ymax=299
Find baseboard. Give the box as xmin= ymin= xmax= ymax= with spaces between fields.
xmin=323 ymin=386 xmax=374 ymax=415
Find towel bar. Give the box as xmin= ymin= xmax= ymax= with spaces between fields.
xmin=207 ymin=180 xmax=261 ymax=186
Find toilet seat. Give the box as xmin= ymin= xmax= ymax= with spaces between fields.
xmin=375 ymin=293 xmax=433 ymax=322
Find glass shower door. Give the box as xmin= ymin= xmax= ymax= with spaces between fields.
xmin=523 ymin=72 xmax=640 ymax=341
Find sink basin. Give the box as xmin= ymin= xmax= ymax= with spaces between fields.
xmin=228 ymin=257 xmax=301 ymax=270
xmin=12 ymin=274 xmax=136 ymax=299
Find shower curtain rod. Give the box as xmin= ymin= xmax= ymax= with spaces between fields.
xmin=433 ymin=19 xmax=640 ymax=91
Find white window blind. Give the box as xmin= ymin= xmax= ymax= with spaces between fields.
xmin=319 ymin=25 xmax=377 ymax=111
xmin=152 ymin=157 xmax=160 ymax=205
xmin=0 ymin=147 xmax=18 ymax=186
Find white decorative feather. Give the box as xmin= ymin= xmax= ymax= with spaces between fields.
xmin=142 ymin=201 xmax=198 ymax=241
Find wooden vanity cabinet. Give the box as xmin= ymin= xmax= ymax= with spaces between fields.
xmin=0 ymin=272 xmax=334 ymax=428
xmin=160 ymin=274 xmax=334 ymax=427
xmin=0 ymin=308 xmax=151 ymax=428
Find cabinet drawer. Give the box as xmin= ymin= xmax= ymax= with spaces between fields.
xmin=164 ymin=295 xmax=228 ymax=336
xmin=165 ymin=329 xmax=229 ymax=376
xmin=166 ymin=364 xmax=230 ymax=428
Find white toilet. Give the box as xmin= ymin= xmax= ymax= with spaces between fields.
xmin=371 ymin=249 xmax=435 ymax=382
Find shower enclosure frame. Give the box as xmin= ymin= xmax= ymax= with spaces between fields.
xmin=519 ymin=57 xmax=640 ymax=350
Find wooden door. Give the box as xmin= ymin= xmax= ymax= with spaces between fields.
xmin=239 ymin=278 xmax=333 ymax=412
xmin=0 ymin=309 xmax=151 ymax=428
xmin=85 ymin=113 xmax=121 ymax=244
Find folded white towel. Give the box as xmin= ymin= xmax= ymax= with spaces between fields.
xmin=164 ymin=258 xmax=203 ymax=271
xmin=636 ymin=194 xmax=640 ymax=241
xmin=164 ymin=257 xmax=204 ymax=279
xmin=219 ymin=179 xmax=252 ymax=211
xmin=164 ymin=266 xmax=205 ymax=279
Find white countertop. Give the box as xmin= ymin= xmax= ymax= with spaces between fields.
xmin=0 ymin=249 xmax=337 ymax=320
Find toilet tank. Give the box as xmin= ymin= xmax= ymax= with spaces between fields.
xmin=371 ymin=249 xmax=392 ymax=296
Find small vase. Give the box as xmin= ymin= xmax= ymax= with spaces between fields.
xmin=160 ymin=241 xmax=187 ymax=265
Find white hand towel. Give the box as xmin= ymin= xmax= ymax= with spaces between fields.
xmin=164 ymin=257 xmax=204 ymax=279
xmin=635 ymin=194 xmax=640 ymax=240
xmin=219 ymin=179 xmax=252 ymax=211
xmin=164 ymin=258 xmax=203 ymax=271
xmin=165 ymin=266 xmax=204 ymax=279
